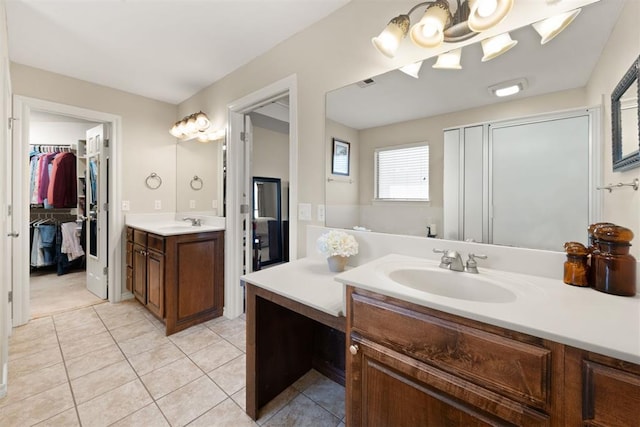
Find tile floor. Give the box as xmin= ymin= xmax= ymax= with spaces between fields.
xmin=3 ymin=300 xmax=346 ymax=426
xmin=30 ymin=270 xmax=104 ymax=319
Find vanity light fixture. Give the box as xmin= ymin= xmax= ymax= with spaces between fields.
xmin=170 ymin=111 xmax=225 ymax=143
xmin=372 ymin=0 xmax=514 ymax=58
xmin=399 ymin=61 xmax=424 ymax=78
xmin=488 ymin=78 xmax=527 ymax=97
xmin=532 ymin=8 xmax=581 ymax=45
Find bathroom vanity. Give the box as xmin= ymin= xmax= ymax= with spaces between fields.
xmin=337 ymin=254 xmax=640 ymax=426
xmin=126 ymin=223 xmax=225 ymax=335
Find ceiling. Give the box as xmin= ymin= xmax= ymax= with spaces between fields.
xmin=5 ymin=0 xmax=350 ymax=105
xmin=327 ymin=0 xmax=625 ymax=130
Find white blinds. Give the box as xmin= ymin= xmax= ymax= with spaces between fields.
xmin=376 ymin=144 xmax=429 ymax=200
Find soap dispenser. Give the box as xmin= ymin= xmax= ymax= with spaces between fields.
xmin=593 ymin=225 xmax=636 ymax=296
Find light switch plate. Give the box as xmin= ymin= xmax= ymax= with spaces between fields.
xmin=212 ymin=200 xmax=218 ymax=209
xmin=189 ymin=200 xmax=196 ymax=209
xmin=122 ymin=200 xmax=130 ymax=211
xmin=154 ymin=200 xmax=161 ymax=210
xmin=317 ymin=204 xmax=325 ymax=222
xmin=298 ymin=203 xmax=312 ymax=221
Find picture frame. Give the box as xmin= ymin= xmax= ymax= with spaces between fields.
xmin=331 ymin=138 xmax=350 ymax=176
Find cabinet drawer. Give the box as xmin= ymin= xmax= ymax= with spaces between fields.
xmin=350 ymin=292 xmax=551 ymax=408
xmin=126 ymin=227 xmax=134 ymax=242
xmin=147 ymin=234 xmax=165 ymax=253
xmin=133 ymin=229 xmax=147 ymax=245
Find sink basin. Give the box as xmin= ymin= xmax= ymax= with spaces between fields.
xmin=386 ymin=267 xmax=517 ymax=303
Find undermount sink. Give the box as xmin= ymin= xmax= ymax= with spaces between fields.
xmin=385 ymin=267 xmax=517 ymax=303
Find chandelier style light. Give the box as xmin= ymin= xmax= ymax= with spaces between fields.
xmin=169 ymin=111 xmax=224 ymax=142
xmin=374 ymin=0 xmax=582 ymax=75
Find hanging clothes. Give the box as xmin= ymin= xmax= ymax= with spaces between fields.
xmin=47 ymin=152 xmax=77 ymax=208
xmin=30 ymin=223 xmax=57 ymax=267
xmin=60 ymin=222 xmax=84 ymax=261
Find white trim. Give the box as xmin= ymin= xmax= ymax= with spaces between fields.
xmin=12 ymin=96 xmax=123 ymax=326
xmin=225 ymin=74 xmax=298 ymax=319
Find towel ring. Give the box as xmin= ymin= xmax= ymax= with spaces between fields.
xmin=145 ymin=172 xmax=162 ymax=190
xmin=190 ymin=175 xmax=204 ymax=191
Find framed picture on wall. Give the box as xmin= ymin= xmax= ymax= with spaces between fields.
xmin=332 ymin=138 xmax=350 ymax=176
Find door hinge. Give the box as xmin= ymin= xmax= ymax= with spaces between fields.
xmin=8 ymin=204 xmax=12 ymax=216
xmin=240 ymin=132 xmax=246 ymax=142
xmin=103 ymin=202 xmax=109 ymax=212
xmin=104 ymin=138 xmax=110 ymax=148
xmin=240 ymin=204 xmax=250 ymax=214
xmin=8 ymin=290 xmax=12 ymax=303
xmin=103 ymin=266 xmax=108 ymax=275
xmin=8 ymin=117 xmax=18 ymax=130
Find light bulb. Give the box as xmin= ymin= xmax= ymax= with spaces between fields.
xmin=195 ymin=112 xmax=210 ymax=131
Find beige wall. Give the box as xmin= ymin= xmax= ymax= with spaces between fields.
xmin=252 ymin=125 xmax=290 ymax=220
xmin=586 ymin=0 xmax=639 ymax=252
xmin=10 ymin=63 xmax=178 ymax=214
xmin=325 ymin=119 xmax=359 ymax=228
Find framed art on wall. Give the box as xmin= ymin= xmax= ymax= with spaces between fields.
xmin=332 ymin=138 xmax=350 ymax=176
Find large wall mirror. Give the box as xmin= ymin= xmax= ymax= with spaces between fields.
xmin=612 ymin=55 xmax=640 ymax=171
xmin=325 ymin=0 xmax=629 ymax=251
xmin=176 ymin=136 xmax=225 ymax=215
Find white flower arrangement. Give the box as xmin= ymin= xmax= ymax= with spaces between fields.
xmin=317 ymin=230 xmax=359 ymax=258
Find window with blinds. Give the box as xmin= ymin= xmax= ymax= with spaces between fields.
xmin=375 ymin=144 xmax=429 ymax=201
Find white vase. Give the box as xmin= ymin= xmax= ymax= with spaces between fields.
xmin=327 ymin=255 xmax=348 ymax=273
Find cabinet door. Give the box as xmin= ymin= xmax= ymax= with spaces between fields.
xmin=347 ymin=336 xmax=549 ymax=427
xmin=146 ymin=249 xmax=164 ymax=318
xmin=132 ymin=244 xmax=147 ymax=303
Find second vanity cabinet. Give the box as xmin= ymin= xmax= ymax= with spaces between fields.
xmin=126 ymin=226 xmax=224 ymax=335
xmin=346 ymin=286 xmax=640 ymax=426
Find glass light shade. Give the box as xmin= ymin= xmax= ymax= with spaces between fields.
xmin=372 ymin=14 xmax=410 ymax=58
xmin=532 ymin=9 xmax=581 ymax=45
xmin=178 ymin=120 xmax=188 ymax=136
xmin=468 ymin=0 xmax=514 ymax=32
xmin=432 ymin=48 xmax=462 ymax=69
xmin=169 ymin=123 xmax=181 ymax=137
xmin=410 ymin=3 xmax=449 ymax=48
xmin=196 ymin=134 xmax=210 ymax=143
xmin=481 ymin=32 xmax=517 ymax=62
xmin=195 ymin=112 xmax=210 ymax=131
xmin=399 ymin=61 xmax=423 ymax=78
xmin=185 ymin=116 xmax=198 ymax=134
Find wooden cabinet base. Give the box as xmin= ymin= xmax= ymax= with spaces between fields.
xmin=126 ymin=227 xmax=224 ymax=336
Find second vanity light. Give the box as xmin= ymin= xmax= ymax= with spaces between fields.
xmin=169 ymin=111 xmax=225 ymax=142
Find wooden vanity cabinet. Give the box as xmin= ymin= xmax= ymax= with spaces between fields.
xmin=346 ymin=286 xmax=559 ymax=426
xmin=126 ymin=226 xmax=224 ymax=335
xmin=346 ymin=286 xmax=640 ymax=427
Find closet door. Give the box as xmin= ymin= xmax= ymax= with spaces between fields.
xmin=85 ymin=124 xmax=108 ymax=299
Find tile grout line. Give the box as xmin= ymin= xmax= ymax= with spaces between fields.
xmin=51 ymin=312 xmax=84 ymax=426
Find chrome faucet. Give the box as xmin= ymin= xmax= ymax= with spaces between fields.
xmin=465 ymin=253 xmax=488 ymax=274
xmin=433 ymin=249 xmax=465 ymax=272
xmin=182 ymin=217 xmax=201 ymax=226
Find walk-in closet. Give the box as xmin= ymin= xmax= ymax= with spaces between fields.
xmin=28 ymin=111 xmax=103 ymax=318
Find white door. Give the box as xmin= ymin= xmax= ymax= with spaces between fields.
xmin=85 ymin=124 xmax=108 ymax=299
xmin=243 ymin=115 xmax=254 ymax=275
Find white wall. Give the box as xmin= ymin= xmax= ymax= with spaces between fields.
xmin=586 ymin=0 xmax=639 ymax=255
xmin=10 ymin=63 xmax=178 ymax=214
xmin=30 ymin=120 xmax=98 ymax=146
xmin=252 ymin=125 xmax=290 ymax=220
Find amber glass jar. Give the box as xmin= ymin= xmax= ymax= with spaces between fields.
xmin=587 ymin=222 xmax=614 ymax=287
xmin=593 ymin=225 xmax=636 ymax=296
xmin=563 ymin=242 xmax=589 ymax=287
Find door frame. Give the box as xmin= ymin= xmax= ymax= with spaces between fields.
xmin=11 ymin=96 xmax=123 ymax=326
xmin=226 ymin=74 xmax=298 ymax=319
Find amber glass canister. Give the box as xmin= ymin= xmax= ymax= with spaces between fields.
xmin=593 ymin=225 xmax=636 ymax=296
xmin=587 ymin=222 xmax=615 ymax=287
xmin=563 ymin=242 xmax=589 ymax=287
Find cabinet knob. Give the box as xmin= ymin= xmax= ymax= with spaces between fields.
xmin=349 ymin=344 xmax=359 ymax=355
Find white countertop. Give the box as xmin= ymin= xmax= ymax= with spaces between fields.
xmin=240 ymin=258 xmax=346 ymax=318
xmin=335 ymin=254 xmax=640 ymax=365
xmin=125 ymin=213 xmax=225 ymax=236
